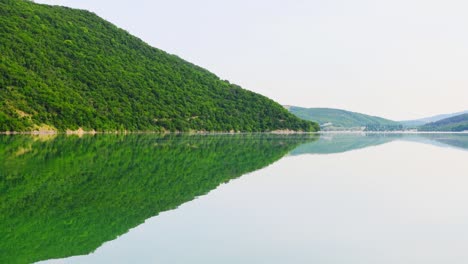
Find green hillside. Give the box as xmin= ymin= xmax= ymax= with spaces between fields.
xmin=418 ymin=113 xmax=468 ymax=132
xmin=400 ymin=110 xmax=468 ymax=128
xmin=0 ymin=134 xmax=317 ymax=264
xmin=0 ymin=0 xmax=318 ymax=132
xmin=288 ymin=106 xmax=402 ymax=131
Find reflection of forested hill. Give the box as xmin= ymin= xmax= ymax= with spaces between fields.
xmin=0 ymin=134 xmax=316 ymax=264
xmin=290 ymin=134 xmax=395 ymax=155
xmin=290 ymin=133 xmax=468 ymax=156
xmin=407 ymin=134 xmax=468 ymax=151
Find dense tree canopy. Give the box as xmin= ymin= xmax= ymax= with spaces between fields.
xmin=419 ymin=113 xmax=468 ymax=132
xmin=0 ymin=0 xmax=318 ymax=132
xmin=288 ymin=106 xmax=402 ymax=131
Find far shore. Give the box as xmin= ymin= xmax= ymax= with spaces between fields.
xmin=0 ymin=129 xmax=317 ymax=136
xmin=1 ymin=130 xmax=467 ymax=136
xmin=319 ymin=130 xmax=468 ymax=134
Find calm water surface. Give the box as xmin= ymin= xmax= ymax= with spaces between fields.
xmin=1 ymin=133 xmax=468 ymax=264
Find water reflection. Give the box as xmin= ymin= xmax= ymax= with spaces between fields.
xmin=2 ymin=133 xmax=467 ymax=264
xmin=291 ymin=133 xmax=468 ymax=155
xmin=404 ymin=133 xmax=468 ymax=151
xmin=41 ymin=132 xmax=468 ymax=264
xmin=0 ymin=134 xmax=317 ymax=264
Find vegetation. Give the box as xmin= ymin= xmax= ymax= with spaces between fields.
xmin=400 ymin=110 xmax=468 ymax=128
xmin=418 ymin=113 xmax=468 ymax=132
xmin=288 ymin=106 xmax=402 ymax=131
xmin=0 ymin=0 xmax=318 ymax=132
xmin=0 ymin=134 xmax=317 ymax=264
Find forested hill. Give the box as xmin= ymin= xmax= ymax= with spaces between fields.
xmin=287 ymin=106 xmax=402 ymax=131
xmin=418 ymin=113 xmax=468 ymax=132
xmin=0 ymin=0 xmax=318 ymax=132
xmin=400 ymin=110 xmax=468 ymax=128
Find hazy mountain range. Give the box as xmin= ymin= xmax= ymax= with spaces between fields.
xmin=400 ymin=110 xmax=468 ymax=127
xmin=286 ymin=106 xmax=468 ymax=132
xmin=418 ymin=113 xmax=468 ymax=132
xmin=285 ymin=106 xmax=402 ymax=131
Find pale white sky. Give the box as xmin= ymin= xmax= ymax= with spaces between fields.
xmin=35 ymin=0 xmax=468 ymax=120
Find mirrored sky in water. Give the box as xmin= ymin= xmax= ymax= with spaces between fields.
xmin=37 ymin=134 xmax=468 ymax=264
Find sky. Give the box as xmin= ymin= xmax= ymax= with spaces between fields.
xmin=34 ymin=0 xmax=468 ymax=120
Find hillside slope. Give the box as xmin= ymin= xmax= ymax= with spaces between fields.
xmin=288 ymin=106 xmax=402 ymax=131
xmin=400 ymin=110 xmax=468 ymax=128
xmin=0 ymin=0 xmax=318 ymax=132
xmin=418 ymin=113 xmax=468 ymax=132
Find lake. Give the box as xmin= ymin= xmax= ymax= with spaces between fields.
xmin=1 ymin=133 xmax=468 ymax=264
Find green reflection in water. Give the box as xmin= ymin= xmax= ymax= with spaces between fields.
xmin=291 ymin=133 xmax=394 ymax=155
xmin=416 ymin=133 xmax=468 ymax=151
xmin=291 ymin=133 xmax=468 ymax=155
xmin=0 ymin=134 xmax=317 ymax=264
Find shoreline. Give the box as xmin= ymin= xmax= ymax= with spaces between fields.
xmin=319 ymin=131 xmax=468 ymax=134
xmin=1 ymin=130 xmax=467 ymax=136
xmin=0 ymin=130 xmax=319 ymax=136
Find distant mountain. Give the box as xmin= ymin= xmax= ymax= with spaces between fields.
xmin=400 ymin=110 xmax=468 ymax=128
xmin=288 ymin=107 xmax=402 ymax=131
xmin=0 ymin=0 xmax=317 ymax=132
xmin=418 ymin=113 xmax=468 ymax=132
